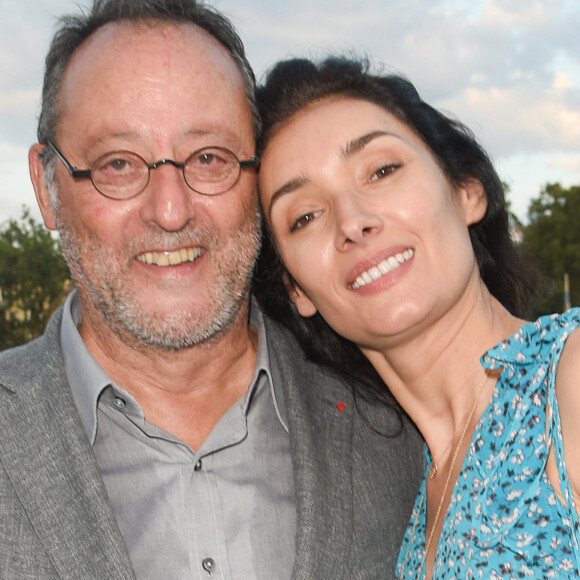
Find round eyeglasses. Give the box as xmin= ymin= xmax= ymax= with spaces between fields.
xmin=46 ymin=141 xmax=259 ymax=199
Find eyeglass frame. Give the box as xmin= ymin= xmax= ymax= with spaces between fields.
xmin=44 ymin=140 xmax=260 ymax=199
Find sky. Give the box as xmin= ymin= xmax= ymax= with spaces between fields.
xmin=1 ymin=0 xmax=579 ymax=225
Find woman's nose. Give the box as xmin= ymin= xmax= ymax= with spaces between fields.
xmin=334 ymin=195 xmax=383 ymax=250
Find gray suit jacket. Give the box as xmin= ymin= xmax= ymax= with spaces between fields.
xmin=0 ymin=307 xmax=423 ymax=579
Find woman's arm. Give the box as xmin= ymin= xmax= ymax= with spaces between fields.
xmin=550 ymin=327 xmax=580 ymax=512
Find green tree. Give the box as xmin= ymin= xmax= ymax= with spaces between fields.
xmin=523 ymin=183 xmax=580 ymax=315
xmin=0 ymin=207 xmax=71 ymax=350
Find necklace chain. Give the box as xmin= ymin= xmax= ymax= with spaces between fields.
xmin=428 ymin=374 xmax=487 ymax=479
xmin=398 ymin=368 xmax=491 ymax=580
xmin=398 ymin=315 xmax=513 ymax=580
xmin=429 ymin=313 xmax=513 ymax=479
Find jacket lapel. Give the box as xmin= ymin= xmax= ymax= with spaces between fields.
xmin=265 ymin=317 xmax=355 ymax=579
xmin=0 ymin=311 xmax=135 ymax=579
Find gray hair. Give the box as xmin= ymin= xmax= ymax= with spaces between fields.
xmin=38 ymin=0 xmax=259 ymax=170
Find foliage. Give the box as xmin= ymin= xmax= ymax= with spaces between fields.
xmin=0 ymin=208 xmax=71 ymax=350
xmin=523 ymin=183 xmax=580 ymax=316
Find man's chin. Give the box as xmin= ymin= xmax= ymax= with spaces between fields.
xmin=105 ymin=296 xmax=247 ymax=351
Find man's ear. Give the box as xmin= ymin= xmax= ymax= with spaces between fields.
xmin=458 ymin=178 xmax=487 ymax=226
xmin=283 ymin=273 xmax=318 ymax=318
xmin=29 ymin=144 xmax=58 ymax=231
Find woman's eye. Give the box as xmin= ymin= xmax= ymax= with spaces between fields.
xmin=368 ymin=163 xmax=400 ymax=183
xmin=290 ymin=210 xmax=321 ymax=232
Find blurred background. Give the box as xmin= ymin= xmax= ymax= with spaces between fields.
xmin=1 ymin=0 xmax=579 ymax=345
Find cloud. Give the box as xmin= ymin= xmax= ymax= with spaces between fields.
xmin=439 ymin=83 xmax=580 ymax=156
xmin=0 ymin=141 xmax=41 ymax=225
xmin=0 ymin=88 xmax=42 ymax=147
xmin=547 ymin=155 xmax=580 ymax=172
xmin=483 ymin=0 xmax=554 ymax=26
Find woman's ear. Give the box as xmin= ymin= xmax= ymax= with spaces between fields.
xmin=29 ymin=144 xmax=58 ymax=231
xmin=458 ymin=178 xmax=487 ymax=225
xmin=283 ymin=273 xmax=318 ymax=318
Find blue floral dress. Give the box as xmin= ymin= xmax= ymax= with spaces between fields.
xmin=396 ymin=309 xmax=580 ymax=579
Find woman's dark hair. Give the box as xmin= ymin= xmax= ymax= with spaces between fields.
xmin=253 ymin=56 xmax=536 ymax=408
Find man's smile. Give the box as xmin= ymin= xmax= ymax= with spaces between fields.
xmin=136 ymin=247 xmax=203 ymax=266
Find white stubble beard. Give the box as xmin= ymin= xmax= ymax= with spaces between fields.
xmin=48 ymin=177 xmax=262 ymax=352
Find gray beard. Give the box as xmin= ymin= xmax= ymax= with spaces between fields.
xmin=57 ymin=209 xmax=262 ymax=352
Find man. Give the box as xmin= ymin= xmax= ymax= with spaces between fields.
xmin=0 ymin=1 xmax=423 ymax=578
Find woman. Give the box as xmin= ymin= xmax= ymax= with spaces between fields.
xmin=254 ymin=56 xmax=580 ymax=579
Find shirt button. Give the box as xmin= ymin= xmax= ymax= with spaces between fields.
xmin=194 ymin=459 xmax=203 ymax=471
xmin=114 ymin=396 xmax=126 ymax=409
xmin=202 ymin=557 xmax=215 ymax=575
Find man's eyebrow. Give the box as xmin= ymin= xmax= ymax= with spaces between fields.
xmin=267 ymin=175 xmax=310 ymax=218
xmin=342 ymin=130 xmax=393 ymax=158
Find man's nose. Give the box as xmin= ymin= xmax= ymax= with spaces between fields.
xmin=138 ymin=163 xmax=196 ymax=231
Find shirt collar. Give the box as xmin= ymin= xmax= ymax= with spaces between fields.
xmin=248 ymin=296 xmax=288 ymax=433
xmin=60 ymin=290 xmax=288 ymax=444
xmin=60 ymin=290 xmax=113 ymax=444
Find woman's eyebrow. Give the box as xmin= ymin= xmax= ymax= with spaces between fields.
xmin=343 ymin=130 xmax=393 ymax=158
xmin=267 ymin=175 xmax=310 ymax=218
xmin=267 ymin=130 xmax=397 ymax=217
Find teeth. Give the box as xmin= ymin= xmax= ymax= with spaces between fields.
xmin=136 ymin=247 xmax=202 ymax=266
xmin=351 ymin=249 xmax=414 ymax=289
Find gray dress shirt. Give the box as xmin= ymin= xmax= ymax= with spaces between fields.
xmin=60 ymin=291 xmax=296 ymax=579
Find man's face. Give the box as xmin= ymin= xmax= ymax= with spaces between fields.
xmin=35 ymin=22 xmax=260 ymax=351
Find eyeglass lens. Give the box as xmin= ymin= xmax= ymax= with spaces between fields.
xmin=90 ymin=147 xmax=246 ymax=198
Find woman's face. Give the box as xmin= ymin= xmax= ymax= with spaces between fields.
xmin=259 ymin=97 xmax=486 ymax=349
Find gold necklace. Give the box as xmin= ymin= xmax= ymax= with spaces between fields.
xmin=398 ymin=368 xmax=491 ymax=580
xmin=429 ymin=314 xmax=513 ymax=479
xmin=428 ymin=379 xmax=485 ymax=479
xmin=398 ymin=314 xmax=513 ymax=579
